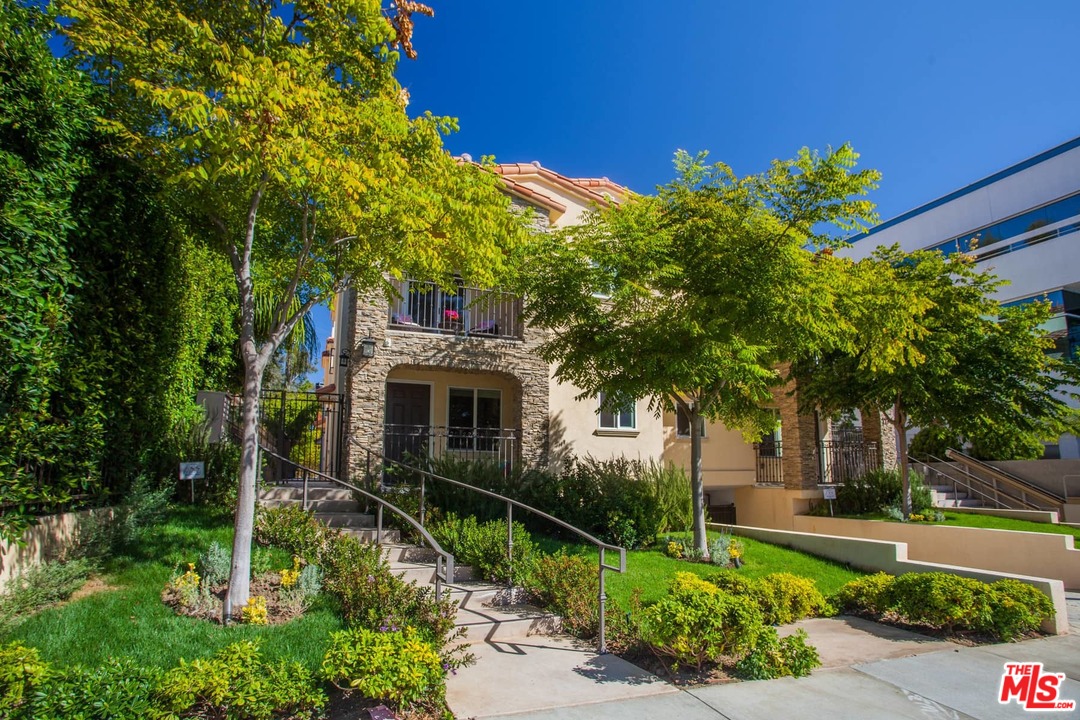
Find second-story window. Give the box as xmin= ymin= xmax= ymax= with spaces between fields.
xmin=598 ymin=392 xmax=636 ymax=430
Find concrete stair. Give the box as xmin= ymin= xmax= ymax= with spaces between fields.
xmin=930 ymin=484 xmax=983 ymax=508
xmin=260 ymin=481 xmax=658 ymax=719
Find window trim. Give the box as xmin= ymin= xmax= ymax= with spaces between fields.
xmin=447 ymin=386 xmax=503 ymax=430
xmin=596 ymin=392 xmax=638 ymax=436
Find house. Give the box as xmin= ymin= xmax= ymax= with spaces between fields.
xmin=841 ymin=135 xmax=1080 ymax=459
xmin=321 ymin=160 xmax=896 ymax=528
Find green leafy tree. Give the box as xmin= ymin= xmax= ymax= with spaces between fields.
xmin=793 ymin=246 xmax=1080 ymax=514
xmin=61 ymin=0 xmax=528 ymax=609
xmin=522 ymin=147 xmax=879 ymax=555
xmin=0 ymin=0 xmax=96 ymax=539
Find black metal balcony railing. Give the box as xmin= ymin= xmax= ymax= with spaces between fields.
xmin=383 ymin=424 xmax=519 ymax=471
xmin=387 ymin=278 xmax=523 ymax=340
xmin=816 ymin=440 xmax=879 ymax=485
xmin=754 ymin=440 xmax=783 ymax=485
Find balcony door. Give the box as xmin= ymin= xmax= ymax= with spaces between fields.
xmin=384 ymin=382 xmax=431 ymax=464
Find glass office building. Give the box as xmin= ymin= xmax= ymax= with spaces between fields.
xmin=843 ymin=136 xmax=1080 ymax=458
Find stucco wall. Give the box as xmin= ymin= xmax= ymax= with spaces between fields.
xmin=708 ymin=522 xmax=1068 ymax=635
xmin=792 ymin=515 xmax=1080 ymax=591
xmin=733 ymin=486 xmax=819 ymax=531
xmin=0 ymin=509 xmax=110 ymax=592
xmin=546 ymin=374 xmax=665 ymax=469
xmin=661 ymin=414 xmax=756 ymax=490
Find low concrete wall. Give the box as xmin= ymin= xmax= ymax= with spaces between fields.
xmin=708 ymin=522 xmax=1068 ymax=635
xmin=733 ymin=486 xmax=818 ymax=531
xmin=792 ymin=515 xmax=1080 ymax=591
xmin=946 ymin=506 xmax=1060 ymax=524
xmin=0 ymin=509 xmax=107 ymax=592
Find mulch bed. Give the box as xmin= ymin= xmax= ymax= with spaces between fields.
xmin=161 ymin=573 xmax=306 ymax=624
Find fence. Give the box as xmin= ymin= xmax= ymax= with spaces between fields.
xmin=383 ymin=424 xmax=519 ymax=473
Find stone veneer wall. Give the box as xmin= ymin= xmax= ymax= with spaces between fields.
xmin=773 ymin=378 xmax=821 ymax=490
xmin=340 ymin=200 xmax=552 ymax=480
xmin=859 ymin=409 xmax=899 ymax=470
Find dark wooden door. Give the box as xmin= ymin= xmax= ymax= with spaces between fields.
xmin=384 ymin=382 xmax=431 ymax=464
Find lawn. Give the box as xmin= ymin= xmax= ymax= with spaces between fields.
xmin=1 ymin=506 xmax=342 ymax=671
xmin=936 ymin=511 xmax=1080 ymax=547
xmin=536 ymin=529 xmax=865 ymax=608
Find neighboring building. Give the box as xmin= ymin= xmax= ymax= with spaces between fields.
xmin=842 ymin=136 xmax=1080 ymax=459
xmin=323 ymin=160 xmax=896 ymax=528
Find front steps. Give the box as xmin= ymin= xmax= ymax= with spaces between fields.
xmin=258 ymin=481 xmax=643 ymax=719
xmin=929 ymin=484 xmax=983 ymax=509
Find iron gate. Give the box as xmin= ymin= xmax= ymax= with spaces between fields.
xmin=258 ymin=389 xmax=345 ymax=484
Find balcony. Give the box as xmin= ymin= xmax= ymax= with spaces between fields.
xmin=754 ymin=440 xmax=783 ymax=486
xmin=388 ymin=278 xmax=523 ymax=340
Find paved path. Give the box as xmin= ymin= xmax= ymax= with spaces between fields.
xmin=457 ymin=594 xmax=1080 ymax=720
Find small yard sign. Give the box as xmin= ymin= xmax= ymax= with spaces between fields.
xmin=822 ymin=486 xmax=837 ymax=500
xmin=179 ymin=461 xmax=205 ymax=480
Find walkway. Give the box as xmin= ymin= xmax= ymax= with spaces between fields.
xmin=450 ymin=593 xmax=1080 ymax=720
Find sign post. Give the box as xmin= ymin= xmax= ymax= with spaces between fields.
xmin=179 ymin=461 xmax=206 ymax=503
xmin=822 ymin=485 xmax=837 ymax=517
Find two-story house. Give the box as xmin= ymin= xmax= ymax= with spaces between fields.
xmin=320 ymin=160 xmax=896 ymax=529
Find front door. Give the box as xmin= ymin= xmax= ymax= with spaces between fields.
xmin=384 ymin=382 xmax=431 ymax=465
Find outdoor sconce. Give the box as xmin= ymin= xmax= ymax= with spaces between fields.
xmin=359 ymin=337 xmax=377 ymax=359
xmin=338 ymin=350 xmax=350 ymax=367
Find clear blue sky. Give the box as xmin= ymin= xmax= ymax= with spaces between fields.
xmin=319 ymin=0 xmax=1080 ymax=372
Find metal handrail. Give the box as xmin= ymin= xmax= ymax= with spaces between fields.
xmin=944 ymin=449 xmax=1064 ymax=509
xmin=909 ymin=455 xmax=1021 ymax=510
xmin=258 ymin=445 xmax=455 ymax=595
xmin=365 ymin=446 xmax=627 ymax=654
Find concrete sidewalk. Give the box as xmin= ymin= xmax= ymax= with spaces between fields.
xmin=457 ymin=592 xmax=1080 ymax=720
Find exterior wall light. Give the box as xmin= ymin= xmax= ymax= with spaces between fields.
xmin=359 ymin=337 xmax=377 ymax=359
xmin=339 ymin=350 xmax=350 ymax=367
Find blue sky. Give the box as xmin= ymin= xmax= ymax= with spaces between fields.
xmin=320 ymin=0 xmax=1080 ymax=372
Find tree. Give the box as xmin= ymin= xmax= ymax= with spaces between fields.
xmin=521 ymin=147 xmax=880 ymax=555
xmin=61 ymin=0 xmax=528 ymax=610
xmin=793 ymin=246 xmax=1080 ymax=515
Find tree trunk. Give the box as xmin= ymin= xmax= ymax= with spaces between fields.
xmin=226 ymin=361 xmax=263 ymax=615
xmin=893 ymin=397 xmax=911 ymax=517
xmin=690 ymin=409 xmax=709 ymax=557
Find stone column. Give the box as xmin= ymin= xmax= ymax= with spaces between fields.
xmin=774 ymin=381 xmax=821 ymax=490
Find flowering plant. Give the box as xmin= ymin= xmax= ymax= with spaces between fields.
xmin=443 ymin=309 xmax=459 ymax=322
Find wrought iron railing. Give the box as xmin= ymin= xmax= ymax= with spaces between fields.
xmin=753 ymin=441 xmax=784 ymax=485
xmin=383 ymin=424 xmax=518 ymax=472
xmin=816 ymin=440 xmax=879 ymax=485
xmin=387 ymin=278 xmax=523 ymax=340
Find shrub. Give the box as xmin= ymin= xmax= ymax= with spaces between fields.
xmin=640 ymin=460 xmax=692 ymax=535
xmin=257 ymin=506 xmax=464 ymax=661
xmin=0 ymin=559 xmax=92 ymax=631
xmin=0 ymin=643 xmax=163 ymax=720
xmin=156 ymin=641 xmax=325 ymax=719
xmin=638 ymin=572 xmax=765 ymax=670
xmin=428 ymin=513 xmax=537 ymax=585
xmin=981 ymin=579 xmax=1055 ymax=641
xmin=735 ymin=628 xmax=821 ymax=680
xmin=528 ymin=551 xmax=599 ymax=636
xmin=71 ymin=477 xmax=172 ymax=561
xmin=834 ymin=468 xmax=932 ymax=516
xmin=241 ymin=595 xmax=268 ymax=625
xmin=830 ymin=572 xmax=895 ymax=615
xmin=753 ymin=573 xmax=829 ymax=625
xmin=197 ymin=540 xmax=231 ymax=588
xmin=709 ymin=568 xmax=756 ymax=596
xmin=887 ymin=572 xmax=988 ymax=633
xmin=322 ymin=627 xmax=444 ymax=709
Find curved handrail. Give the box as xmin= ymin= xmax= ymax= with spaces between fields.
xmin=362 ymin=445 xmax=626 ymax=653
xmin=257 ymin=445 xmax=455 ymax=594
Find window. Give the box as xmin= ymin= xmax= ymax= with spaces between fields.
xmin=675 ymin=406 xmax=707 ymax=439
xmin=758 ymin=411 xmax=782 ymax=457
xmin=448 ymin=387 xmax=501 ymax=450
xmin=598 ymin=392 xmax=635 ymax=430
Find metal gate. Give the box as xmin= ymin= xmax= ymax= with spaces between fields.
xmin=258 ymin=389 xmax=345 ymax=484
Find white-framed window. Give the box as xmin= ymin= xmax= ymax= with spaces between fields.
xmin=598 ymin=392 xmax=636 ymax=430
xmin=758 ymin=410 xmax=782 ymax=457
xmin=675 ymin=406 xmax=707 ymax=439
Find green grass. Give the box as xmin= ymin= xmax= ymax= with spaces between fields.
xmin=1 ymin=505 xmax=342 ymax=671
xmin=935 ymin=511 xmax=1080 ymax=547
xmin=832 ymin=509 xmax=1080 ymax=548
xmin=536 ymin=529 xmax=865 ymax=608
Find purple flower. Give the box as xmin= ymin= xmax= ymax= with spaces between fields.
xmin=379 ymin=624 xmax=389 ymax=632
